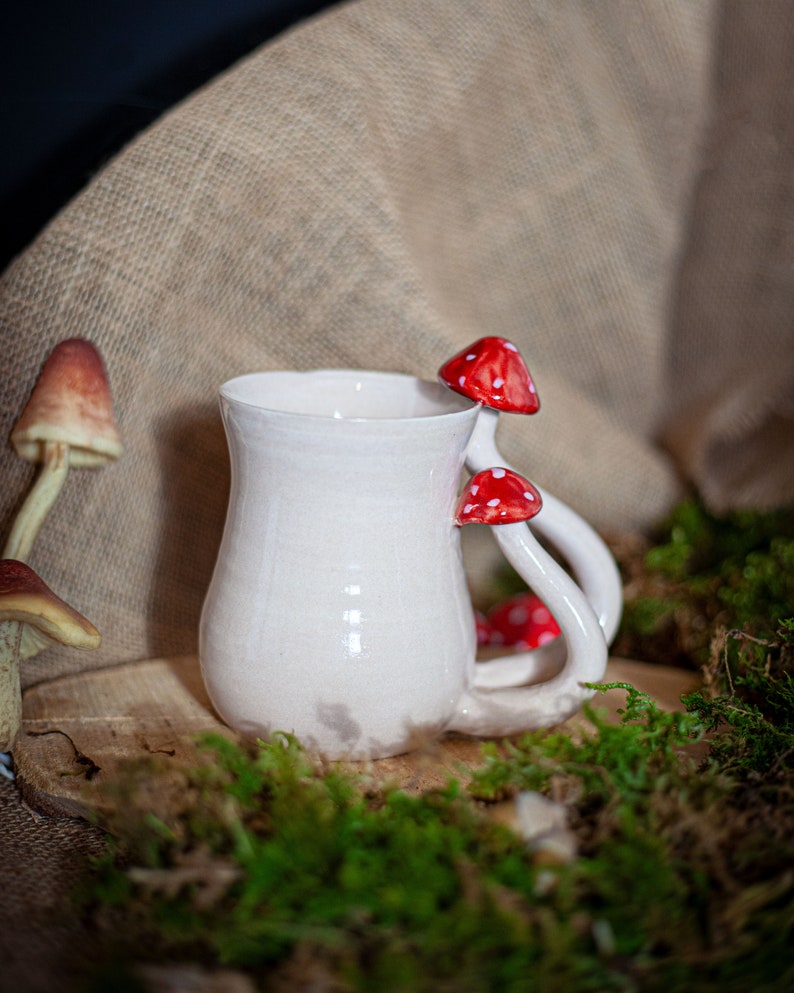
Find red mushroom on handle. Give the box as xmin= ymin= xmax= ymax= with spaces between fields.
xmin=455 ymin=467 xmax=542 ymax=527
xmin=3 ymin=339 xmax=123 ymax=562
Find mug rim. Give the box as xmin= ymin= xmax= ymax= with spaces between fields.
xmin=219 ymin=368 xmax=480 ymax=423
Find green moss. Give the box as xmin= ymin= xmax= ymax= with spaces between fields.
xmin=77 ymin=500 xmax=794 ymax=992
xmin=80 ymin=664 xmax=794 ymax=992
xmin=684 ymin=622 xmax=794 ymax=778
xmin=613 ymin=500 xmax=794 ymax=671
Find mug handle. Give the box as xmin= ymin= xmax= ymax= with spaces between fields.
xmin=465 ymin=412 xmax=623 ymax=644
xmin=447 ymin=517 xmax=609 ymax=738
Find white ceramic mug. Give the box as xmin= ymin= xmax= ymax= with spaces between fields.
xmin=199 ymin=370 xmax=616 ymax=760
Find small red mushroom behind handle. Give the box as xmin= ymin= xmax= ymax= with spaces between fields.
xmin=487 ymin=592 xmax=561 ymax=650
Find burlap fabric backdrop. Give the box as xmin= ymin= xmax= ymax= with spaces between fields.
xmin=0 ymin=0 xmax=792 ymax=690
xmin=1 ymin=3 xmax=794 ymax=991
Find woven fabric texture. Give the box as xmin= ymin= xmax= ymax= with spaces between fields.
xmin=0 ymin=0 xmax=791 ymax=686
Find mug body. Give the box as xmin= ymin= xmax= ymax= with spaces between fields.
xmin=199 ymin=370 xmax=480 ymax=759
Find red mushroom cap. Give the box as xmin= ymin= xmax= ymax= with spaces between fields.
xmin=487 ymin=592 xmax=561 ymax=649
xmin=11 ymin=338 xmax=123 ymax=467
xmin=455 ymin=467 xmax=542 ymax=526
xmin=438 ymin=337 xmax=539 ymax=414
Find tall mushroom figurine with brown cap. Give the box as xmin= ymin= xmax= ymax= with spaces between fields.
xmin=0 ymin=560 xmax=100 ymax=763
xmin=3 ymin=338 xmax=123 ymax=563
xmin=439 ymin=337 xmax=622 ymax=645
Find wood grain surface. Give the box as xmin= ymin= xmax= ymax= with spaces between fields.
xmin=14 ymin=656 xmax=699 ymax=824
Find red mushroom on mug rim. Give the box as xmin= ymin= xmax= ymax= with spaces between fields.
xmin=438 ymin=336 xmax=539 ymax=414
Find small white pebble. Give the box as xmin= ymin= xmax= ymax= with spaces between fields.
xmin=514 ymin=792 xmax=577 ymax=864
xmin=591 ymin=919 xmax=616 ymax=956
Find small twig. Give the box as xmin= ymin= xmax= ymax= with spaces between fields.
xmin=27 ymin=728 xmax=101 ymax=780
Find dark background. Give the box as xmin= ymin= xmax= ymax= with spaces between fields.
xmin=1 ymin=0 xmax=337 ymax=272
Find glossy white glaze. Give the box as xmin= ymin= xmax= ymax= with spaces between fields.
xmin=199 ymin=371 xmax=612 ymax=759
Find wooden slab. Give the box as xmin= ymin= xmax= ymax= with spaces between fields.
xmin=13 ymin=656 xmax=699 ymax=824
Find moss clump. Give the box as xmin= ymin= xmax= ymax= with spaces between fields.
xmin=613 ymin=500 xmax=794 ymax=669
xmin=685 ymin=621 xmax=794 ymax=779
xmin=84 ymin=734 xmax=578 ymax=992
xmin=79 ymin=663 xmax=794 ymax=992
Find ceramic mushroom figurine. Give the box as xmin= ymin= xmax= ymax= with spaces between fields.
xmin=439 ymin=337 xmax=622 ymax=644
xmin=455 ymin=466 xmax=542 ymax=526
xmin=0 ymin=560 xmax=100 ymax=762
xmin=3 ymin=338 xmax=123 ymax=562
xmin=487 ymin=592 xmax=561 ymax=651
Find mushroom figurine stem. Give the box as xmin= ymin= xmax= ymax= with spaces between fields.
xmin=0 ymin=621 xmax=23 ymax=755
xmin=2 ymin=441 xmax=69 ymax=562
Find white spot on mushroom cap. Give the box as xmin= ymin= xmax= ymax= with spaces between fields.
xmin=458 ymin=375 xmax=466 ymax=387
xmin=532 ymin=607 xmax=551 ymax=624
xmin=491 ymin=467 xmax=506 ymax=478
xmin=504 ymin=342 xmax=518 ymax=352
xmin=466 ymin=353 xmax=476 ymax=361
xmin=487 ymin=498 xmax=501 ymax=507
xmin=493 ymin=377 xmax=504 ymax=389
xmin=523 ymin=491 xmax=536 ymax=500
xmin=463 ymin=503 xmax=475 ymax=514
xmin=471 ymin=484 xmax=479 ymax=495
